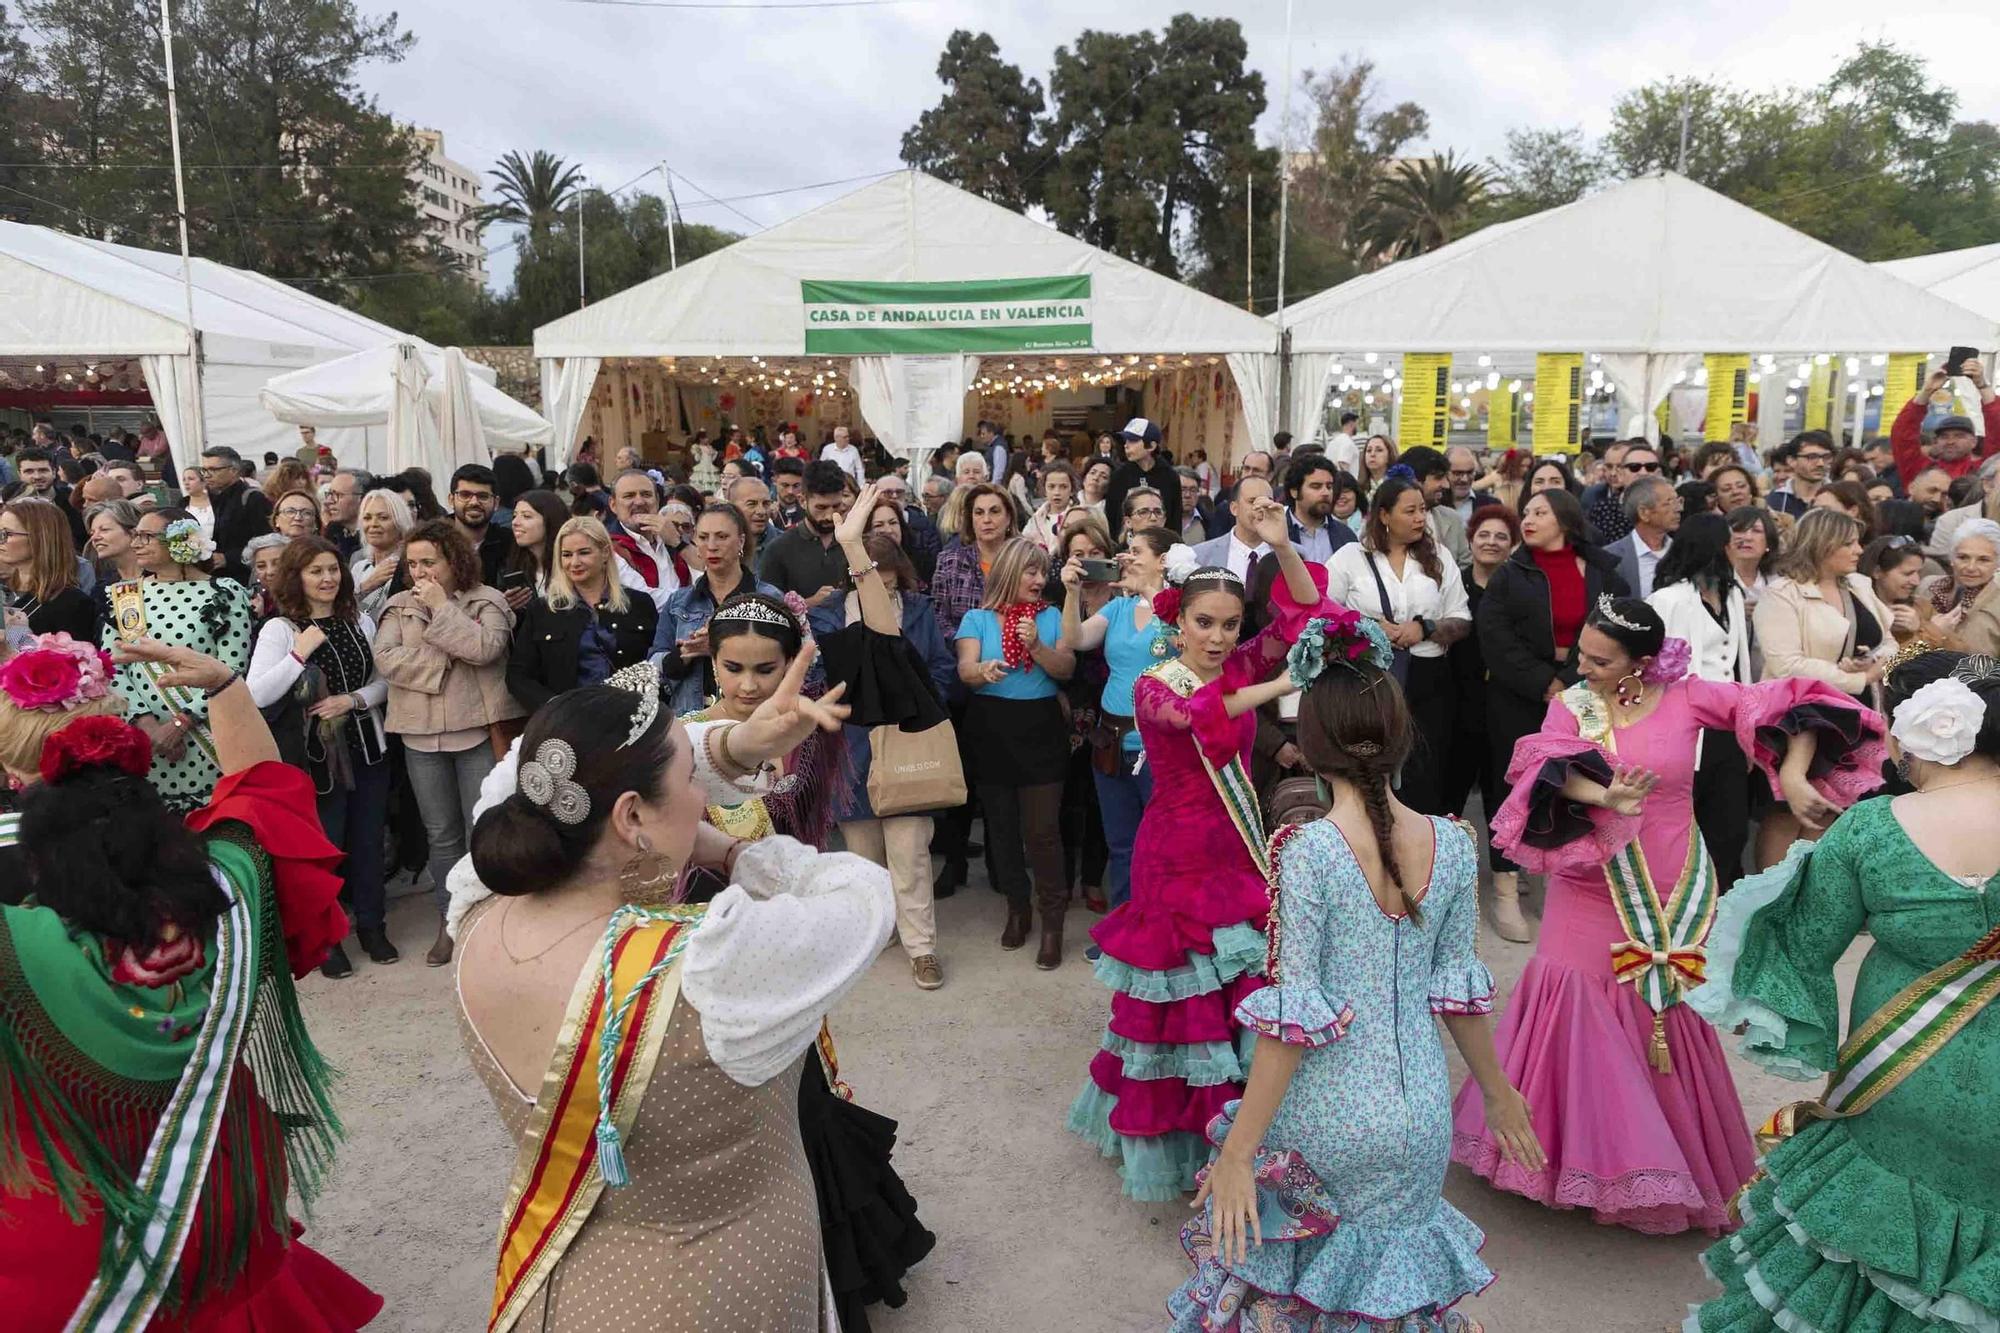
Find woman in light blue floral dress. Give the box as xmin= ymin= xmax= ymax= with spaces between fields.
xmin=1171 ymin=612 xmax=1543 ymax=1333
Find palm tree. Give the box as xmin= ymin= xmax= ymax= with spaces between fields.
xmin=1359 ymin=151 xmax=1497 ymax=261
xmin=476 ymin=150 xmax=584 ymax=239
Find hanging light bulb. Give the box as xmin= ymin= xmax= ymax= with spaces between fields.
xmin=1814 ymin=353 xmax=1830 ymax=365
xmin=1485 ymin=372 xmax=1500 ymax=390
xmin=1476 ymin=354 xmax=1492 ymax=367
xmin=1843 ymin=357 xmax=1860 ymax=375
xmin=1784 ymin=393 xmax=1799 ymax=406
xmin=1364 ymin=352 xmax=1378 ymax=364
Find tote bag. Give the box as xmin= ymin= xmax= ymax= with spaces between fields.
xmin=867 ymin=719 xmax=967 ymax=816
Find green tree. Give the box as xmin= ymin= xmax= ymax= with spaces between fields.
xmin=0 ymin=5 xmax=32 ymax=220
xmin=1359 ymin=151 xmax=1496 ymax=260
xmin=1279 ymin=58 xmax=1430 ymax=298
xmin=1036 ymin=14 xmax=1270 ymax=282
xmin=478 ymin=149 xmax=584 ymax=239
xmin=17 ymin=0 xmax=423 ymax=283
xmin=1488 ymin=126 xmax=1603 ymax=218
xmin=899 ymin=30 xmax=1044 ymax=212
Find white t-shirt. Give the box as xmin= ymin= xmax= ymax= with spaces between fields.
xmin=1323 ymin=542 xmax=1471 ymax=660
xmin=1325 ymin=432 xmax=1360 ymax=475
xmin=821 ymin=442 xmax=864 ymax=487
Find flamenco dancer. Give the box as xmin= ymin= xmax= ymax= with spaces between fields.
xmin=1067 ymin=497 xmax=1335 ymax=1200
xmin=1684 ymin=647 xmax=2000 ymax=1333
xmin=1170 ymin=609 xmax=1541 ymax=1333
xmin=1453 ymin=597 xmax=1884 ymax=1235
xmin=0 ymin=632 xmax=379 ymax=1330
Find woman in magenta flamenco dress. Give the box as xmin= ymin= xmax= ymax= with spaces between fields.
xmin=1450 ymin=597 xmax=1884 ymax=1236
xmin=1067 ymin=500 xmax=1337 ymax=1200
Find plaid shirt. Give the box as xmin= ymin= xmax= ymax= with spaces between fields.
xmin=930 ymin=542 xmax=985 ymax=639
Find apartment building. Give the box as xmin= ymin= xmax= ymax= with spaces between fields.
xmin=409 ymin=128 xmax=487 ymax=283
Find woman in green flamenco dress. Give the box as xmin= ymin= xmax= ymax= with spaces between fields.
xmin=1686 ymin=646 xmax=2000 ymax=1333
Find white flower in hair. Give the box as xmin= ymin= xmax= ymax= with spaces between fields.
xmin=1162 ymin=543 xmax=1201 ymax=587
xmin=1891 ymin=678 xmax=1987 ymax=767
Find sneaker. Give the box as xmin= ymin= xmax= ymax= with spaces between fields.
xmin=357 ymin=925 xmax=400 ymax=965
xmin=911 ymin=955 xmax=944 ymax=990
xmin=318 ymin=942 xmax=354 ymax=979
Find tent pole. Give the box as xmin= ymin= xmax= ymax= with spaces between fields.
xmin=158 ymin=0 xmax=206 ymax=447
xmin=1273 ymin=0 xmax=1296 ymax=440
xmin=1245 ymin=172 xmax=1253 ymax=312
xmin=577 ymin=185 xmax=587 ymax=309
xmin=662 ymin=165 xmax=679 ymax=271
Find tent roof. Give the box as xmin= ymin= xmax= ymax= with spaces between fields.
xmin=1280 ymin=172 xmax=2000 ymax=355
xmin=0 ymin=221 xmax=420 ymax=364
xmin=534 ymin=170 xmax=1279 ymax=360
xmin=1877 ymin=242 xmax=2000 ymax=324
xmin=261 ymin=342 xmax=544 ymax=446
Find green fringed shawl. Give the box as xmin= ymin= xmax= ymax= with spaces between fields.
xmin=0 ymin=821 xmax=342 ymax=1312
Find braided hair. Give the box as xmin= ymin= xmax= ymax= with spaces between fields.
xmin=1295 ymin=655 xmax=1422 ymax=923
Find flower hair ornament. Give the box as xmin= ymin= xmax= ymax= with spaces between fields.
xmin=1892 ymin=676 xmax=1988 ymax=767
xmin=0 ymin=632 xmax=116 ymax=712
xmin=519 ymin=739 xmax=591 ymax=824
xmin=1382 ymin=463 xmax=1417 ymax=485
xmin=604 ymin=659 xmax=662 ymax=748
xmin=1643 ymin=637 xmax=1693 ymax=686
xmin=39 ymin=714 xmax=153 ymax=786
xmin=1287 ymin=606 xmax=1395 ymax=691
xmin=161 ymin=518 xmax=214 ymax=568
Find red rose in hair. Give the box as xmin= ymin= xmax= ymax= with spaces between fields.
xmin=39 ymin=715 xmax=154 ymax=786
xmin=105 ymin=920 xmax=205 ymax=989
xmin=1151 ymin=587 xmax=1183 ymax=624
xmin=0 ymin=648 xmax=82 ymax=710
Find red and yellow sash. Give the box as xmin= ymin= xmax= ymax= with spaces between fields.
xmin=488 ymin=916 xmax=694 ymax=1333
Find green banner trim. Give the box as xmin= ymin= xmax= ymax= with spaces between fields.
xmin=801 ymin=275 xmax=1090 ymax=305
xmin=804 ymin=324 xmax=1094 ymax=355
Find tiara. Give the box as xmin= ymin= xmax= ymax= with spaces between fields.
xmin=604 ymin=659 xmax=662 ymax=748
xmin=1952 ymin=654 xmax=2000 ymax=686
xmin=1193 ymin=566 xmax=1245 ymax=588
xmin=1594 ymin=594 xmax=1647 ymax=632
xmin=711 ymin=599 xmax=796 ymax=630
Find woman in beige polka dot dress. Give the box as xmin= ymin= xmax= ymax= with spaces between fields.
xmin=454 ymin=654 xmax=893 ymax=1332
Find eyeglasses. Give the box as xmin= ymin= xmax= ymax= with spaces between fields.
xmin=1622 ymin=461 xmax=1661 ymax=473
xmin=130 ymin=530 xmax=163 ymax=545
xmin=451 ymin=489 xmax=495 ymax=503
xmin=1448 ymin=469 xmax=1477 ymax=481
xmin=198 ymin=463 xmax=234 ymax=474
xmin=276 ymin=506 xmax=318 ymax=520
xmin=1130 ymin=506 xmax=1165 ymax=520
xmin=0 ymin=527 xmax=28 ymax=541
xmin=1796 ymin=452 xmax=1833 ymax=464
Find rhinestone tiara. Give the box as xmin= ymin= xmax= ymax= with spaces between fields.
xmin=711 ymin=599 xmax=796 ymax=630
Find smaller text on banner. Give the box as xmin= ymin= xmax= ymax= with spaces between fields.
xmin=1532 ymin=353 xmax=1584 ymax=456
xmin=803 ymin=277 xmax=1092 ymax=355
xmin=1397 ymin=353 xmax=1452 ymax=450
xmin=1883 ymin=353 xmax=1927 ymax=414
xmin=1704 ymin=354 xmax=1751 ymax=435
xmin=1488 ymin=380 xmax=1517 ymax=449
xmin=1804 ymin=361 xmax=1838 ymax=433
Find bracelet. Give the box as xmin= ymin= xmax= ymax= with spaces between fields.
xmin=204 ymin=672 xmax=240 ymax=699
xmin=169 ymin=713 xmax=191 ymax=731
xmin=707 ymin=721 xmax=747 ymax=780
xmin=847 ymin=560 xmax=878 ymax=580
xmin=721 ymin=837 xmax=750 ymax=882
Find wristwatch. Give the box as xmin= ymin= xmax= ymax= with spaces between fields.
xmin=1416 ymin=616 xmax=1436 ymax=641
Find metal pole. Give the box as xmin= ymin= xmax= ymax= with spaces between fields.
xmin=158 ymin=0 xmax=205 ymax=447
xmin=1245 ymin=171 xmax=1253 ymax=311
xmin=1677 ymin=93 xmax=1692 ymax=174
xmin=576 ymin=186 xmax=587 ymax=308
xmin=662 ymin=165 xmax=679 ymax=270
xmin=1274 ymin=0 xmax=1295 ymax=326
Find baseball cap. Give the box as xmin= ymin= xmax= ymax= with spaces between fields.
xmin=1935 ymin=414 xmax=1977 ymax=436
xmin=1119 ymin=417 xmax=1160 ymax=442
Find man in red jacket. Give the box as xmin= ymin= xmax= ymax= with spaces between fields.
xmin=1892 ymin=363 xmax=2000 ymax=485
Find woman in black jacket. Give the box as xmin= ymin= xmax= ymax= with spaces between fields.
xmin=1475 ymin=487 xmax=1628 ymax=933
xmin=506 ymin=515 xmax=659 ymax=713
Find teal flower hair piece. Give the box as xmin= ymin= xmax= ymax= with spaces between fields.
xmin=1286 ymin=610 xmax=1395 ymax=690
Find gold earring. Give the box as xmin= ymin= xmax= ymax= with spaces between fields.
xmin=619 ymin=835 xmax=678 ymax=906
xmin=1614 ymin=672 xmax=1645 ymax=709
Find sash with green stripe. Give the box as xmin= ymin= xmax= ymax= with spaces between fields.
xmin=1146 ymin=659 xmax=1269 ymax=881
xmin=64 ymin=867 xmax=256 ymax=1333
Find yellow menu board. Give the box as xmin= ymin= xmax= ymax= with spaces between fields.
xmin=1883 ymin=353 xmax=1926 ymax=414
xmin=1704 ymin=355 xmax=1751 ymax=435
xmin=1398 ymin=353 xmax=1452 ymax=450
xmin=1531 ymin=353 xmax=1584 ymax=456
xmin=1488 ymin=381 xmax=1517 ymax=449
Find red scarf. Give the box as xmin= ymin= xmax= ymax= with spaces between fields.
xmin=999 ymin=602 xmax=1042 ymax=669
xmin=609 ymin=533 xmax=689 ymax=588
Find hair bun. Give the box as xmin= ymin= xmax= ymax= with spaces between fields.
xmin=470 ymin=794 xmax=572 ymax=898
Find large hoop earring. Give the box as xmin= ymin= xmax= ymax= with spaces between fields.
xmin=619 ymin=835 xmax=678 ymax=906
xmin=1614 ymin=672 xmax=1645 ymax=709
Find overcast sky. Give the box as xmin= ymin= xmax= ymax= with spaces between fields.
xmin=357 ymin=0 xmax=2000 ymax=292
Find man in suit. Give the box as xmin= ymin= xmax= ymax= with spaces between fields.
xmin=1191 ymin=476 xmax=1274 ymax=581
xmin=1445 ymin=446 xmax=1501 ymax=524
xmin=199 ymin=445 xmax=271 ymax=583
xmin=1605 ymin=474 xmax=1681 ymax=597
xmin=1399 ymin=446 xmax=1471 ymax=567
xmin=1279 ymin=454 xmax=1356 ymax=563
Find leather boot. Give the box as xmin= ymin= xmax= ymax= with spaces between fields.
xmin=1036 ymin=925 xmax=1063 ymax=970
xmin=999 ymin=906 xmax=1032 ymax=950
xmin=425 ymin=916 xmax=454 ymax=967
xmin=1035 ymin=880 xmax=1066 ymax=969
xmin=1490 ymin=872 xmax=1533 ymax=943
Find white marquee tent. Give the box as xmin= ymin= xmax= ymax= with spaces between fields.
xmin=1878 ymin=242 xmax=2000 ymax=324
xmin=1278 ymin=172 xmax=2000 ymax=442
xmin=533 ymin=171 xmax=1282 ymax=470
xmin=261 ymin=343 xmax=551 ymax=482
xmin=0 ymin=220 xmax=447 ymax=470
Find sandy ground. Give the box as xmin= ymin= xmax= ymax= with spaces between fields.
xmin=298 ymin=859 xmax=1855 ymax=1333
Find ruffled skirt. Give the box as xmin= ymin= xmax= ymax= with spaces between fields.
xmin=1687 ymin=1119 xmax=2000 ymax=1333
xmin=1168 ymin=1104 xmax=1492 ymax=1332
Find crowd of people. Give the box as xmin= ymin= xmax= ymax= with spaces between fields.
xmin=2 ymin=364 xmax=1997 ymax=1332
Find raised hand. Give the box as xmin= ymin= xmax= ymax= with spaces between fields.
xmin=1601 ymin=765 xmax=1659 ymax=816
xmin=836 ymin=481 xmax=881 ymax=548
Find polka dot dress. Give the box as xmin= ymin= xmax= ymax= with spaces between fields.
xmin=111 ymin=578 xmax=253 ymax=810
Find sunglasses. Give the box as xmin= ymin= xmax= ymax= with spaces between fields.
xmin=1622 ymin=461 xmax=1661 ymax=473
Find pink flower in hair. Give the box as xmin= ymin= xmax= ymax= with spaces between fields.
xmin=781 ymin=590 xmax=812 ymax=624
xmin=1152 ymin=587 xmax=1183 ymax=624
xmin=1644 ymin=637 xmax=1693 ymax=685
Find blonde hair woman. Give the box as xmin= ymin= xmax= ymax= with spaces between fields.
xmin=507 ymin=516 xmax=660 ymax=713
xmin=350 ymin=487 xmax=414 ymax=621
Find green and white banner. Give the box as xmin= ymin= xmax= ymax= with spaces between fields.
xmin=802 ymin=276 xmax=1092 ymax=355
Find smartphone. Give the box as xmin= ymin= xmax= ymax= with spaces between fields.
xmin=1947 ymin=346 xmax=1979 ymax=376
xmin=498 ymin=569 xmax=530 ymax=592
xmin=1078 ymin=557 xmax=1119 ymax=583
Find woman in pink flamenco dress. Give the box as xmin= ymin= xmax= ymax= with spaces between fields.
xmin=1451 ymin=596 xmax=1884 ymax=1235
xmin=1067 ymin=499 xmax=1340 ymax=1200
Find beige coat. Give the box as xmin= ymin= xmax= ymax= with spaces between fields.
xmin=373 ymin=584 xmax=523 ymax=737
xmin=1752 ymin=573 xmax=1893 ymax=693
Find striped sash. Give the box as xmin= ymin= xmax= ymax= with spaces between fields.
xmin=1145 ymin=658 xmax=1269 ymax=881
xmin=64 ymin=867 xmax=253 ymax=1333
xmin=488 ymin=913 xmax=698 ymax=1333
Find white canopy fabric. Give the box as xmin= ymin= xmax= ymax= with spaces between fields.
xmin=260 ymin=343 xmax=547 ymax=481
xmin=534 ymin=171 xmax=1280 ymax=468
xmin=1877 ymin=242 xmax=2000 ymax=324
xmin=0 ymin=221 xmax=438 ymax=469
xmin=1280 ymin=173 xmax=2000 ymax=441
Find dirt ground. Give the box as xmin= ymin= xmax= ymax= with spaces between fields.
xmin=298 ymin=860 xmax=1853 ymax=1333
